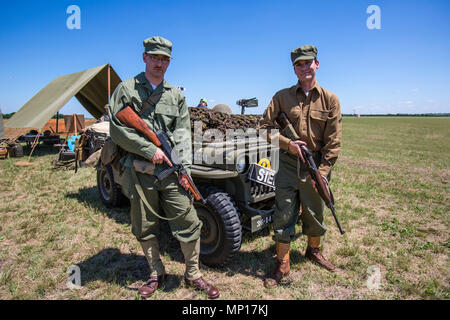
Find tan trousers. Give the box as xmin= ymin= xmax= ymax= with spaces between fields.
xmin=140 ymin=238 xmax=165 ymax=277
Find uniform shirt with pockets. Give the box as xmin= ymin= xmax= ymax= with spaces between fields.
xmin=109 ymin=72 xmax=192 ymax=176
xmin=262 ymin=81 xmax=342 ymax=177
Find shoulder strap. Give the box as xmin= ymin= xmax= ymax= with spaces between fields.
xmin=139 ymin=88 xmax=164 ymax=116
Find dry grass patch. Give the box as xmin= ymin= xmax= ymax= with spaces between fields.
xmin=0 ymin=117 xmax=449 ymax=299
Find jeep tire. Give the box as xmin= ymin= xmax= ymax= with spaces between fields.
xmin=97 ymin=164 xmax=127 ymax=207
xmin=195 ymin=186 xmax=242 ymax=266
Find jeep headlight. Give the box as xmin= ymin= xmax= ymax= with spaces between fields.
xmin=236 ymin=163 xmax=246 ymax=173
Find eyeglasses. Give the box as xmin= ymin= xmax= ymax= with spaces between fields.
xmin=294 ymin=60 xmax=315 ymax=68
xmin=147 ymin=54 xmax=171 ymax=64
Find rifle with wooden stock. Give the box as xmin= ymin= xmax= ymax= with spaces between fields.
xmin=116 ymin=105 xmax=205 ymax=204
xmin=276 ymin=112 xmax=345 ymax=235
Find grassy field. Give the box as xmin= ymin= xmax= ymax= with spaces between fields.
xmin=0 ymin=117 xmax=448 ymax=300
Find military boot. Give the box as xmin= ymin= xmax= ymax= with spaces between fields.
xmin=305 ymin=237 xmax=336 ymax=272
xmin=264 ymin=242 xmax=290 ymax=288
xmin=138 ymin=274 xmax=165 ymax=299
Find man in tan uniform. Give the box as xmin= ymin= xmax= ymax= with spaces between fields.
xmin=262 ymin=45 xmax=342 ymax=288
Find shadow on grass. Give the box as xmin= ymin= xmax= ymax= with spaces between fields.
xmin=76 ymin=247 xmax=182 ymax=293
xmin=75 ymin=229 xmax=311 ymax=293
xmin=67 ymin=186 xmax=188 ymax=267
xmin=201 ymin=230 xmax=309 ymax=284
xmin=66 ymin=186 xmax=131 ymax=224
xmin=68 ymin=188 xmax=311 ymax=285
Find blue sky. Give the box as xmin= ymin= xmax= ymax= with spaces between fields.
xmin=1 ymin=0 xmax=449 ymax=117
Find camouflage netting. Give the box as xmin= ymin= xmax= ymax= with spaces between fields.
xmin=189 ymin=107 xmax=264 ymax=134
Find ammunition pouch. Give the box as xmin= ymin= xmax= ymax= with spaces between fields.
xmin=100 ymin=137 xmax=126 ymax=172
xmin=84 ymin=149 xmax=102 ymax=168
xmin=100 ymin=137 xmax=118 ymax=165
xmin=133 ymin=159 xmax=155 ymax=175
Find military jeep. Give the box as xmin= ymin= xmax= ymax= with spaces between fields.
xmin=85 ymin=107 xmax=278 ymax=267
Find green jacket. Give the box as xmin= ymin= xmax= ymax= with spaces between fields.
xmin=109 ymin=72 xmax=192 ymax=176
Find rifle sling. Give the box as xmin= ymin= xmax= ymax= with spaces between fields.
xmin=130 ymin=87 xmax=195 ymax=220
xmin=139 ymin=89 xmax=163 ymax=116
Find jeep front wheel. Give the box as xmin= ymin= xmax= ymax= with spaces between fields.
xmin=195 ymin=187 xmax=242 ymax=267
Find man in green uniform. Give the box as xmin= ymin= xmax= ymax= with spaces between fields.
xmin=262 ymin=45 xmax=342 ymax=288
xmin=109 ymin=36 xmax=219 ymax=299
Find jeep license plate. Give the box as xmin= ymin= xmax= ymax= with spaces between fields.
xmin=248 ymin=164 xmax=275 ymax=188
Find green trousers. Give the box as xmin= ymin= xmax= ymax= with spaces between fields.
xmin=126 ymin=167 xmax=203 ymax=279
xmin=127 ymin=167 xmax=202 ymax=244
xmin=272 ymin=153 xmax=327 ymax=243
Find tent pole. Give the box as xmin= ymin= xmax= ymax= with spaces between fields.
xmin=107 ymin=64 xmax=111 ymax=105
xmin=56 ymin=111 xmax=59 ymax=133
xmin=28 ymin=129 xmax=41 ymax=162
xmin=73 ymin=113 xmax=77 ymax=135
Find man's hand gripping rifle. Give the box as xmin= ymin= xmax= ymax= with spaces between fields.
xmin=116 ymin=105 xmax=205 ymax=204
xmin=276 ymin=112 xmax=345 ymax=235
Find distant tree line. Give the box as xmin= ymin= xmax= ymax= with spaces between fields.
xmin=1 ymin=112 xmax=65 ymax=119
xmin=1 ymin=112 xmax=16 ymax=119
xmin=2 ymin=110 xmax=449 ymax=120
xmin=343 ymin=113 xmax=450 ymax=117
xmin=52 ymin=113 xmax=65 ymax=119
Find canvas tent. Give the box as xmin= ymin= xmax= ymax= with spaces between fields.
xmin=4 ymin=64 xmax=121 ymax=137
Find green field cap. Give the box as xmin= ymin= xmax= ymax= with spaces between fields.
xmin=143 ymin=36 xmax=172 ymax=57
xmin=291 ymin=45 xmax=317 ymax=64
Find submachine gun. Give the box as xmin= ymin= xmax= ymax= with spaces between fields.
xmin=237 ymin=97 xmax=258 ymax=115
xmin=276 ymin=112 xmax=345 ymax=235
xmin=115 ymin=105 xmax=205 ymax=204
